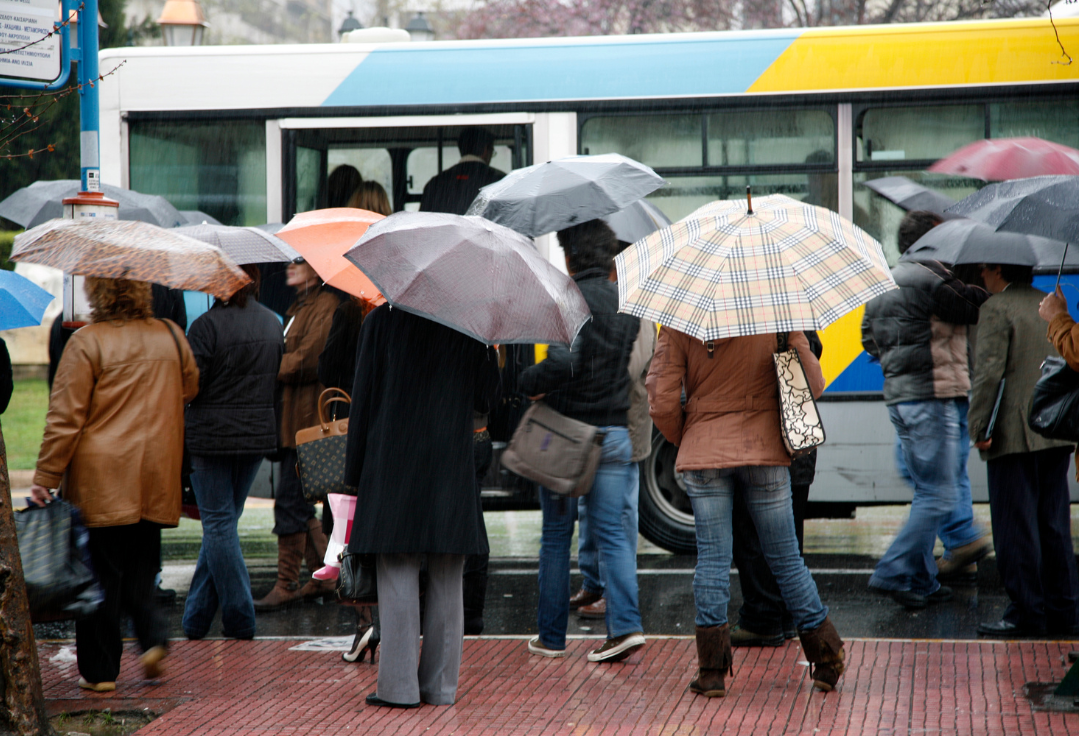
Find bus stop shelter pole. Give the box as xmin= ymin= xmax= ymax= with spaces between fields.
xmin=78 ymin=0 xmax=100 ymax=192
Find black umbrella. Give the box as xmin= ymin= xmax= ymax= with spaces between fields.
xmin=945 ymin=175 xmax=1079 ymax=243
xmin=900 ymin=219 xmax=1079 ymax=269
xmin=862 ymin=176 xmax=959 ymax=217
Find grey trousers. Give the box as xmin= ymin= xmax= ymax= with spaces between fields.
xmin=376 ymin=553 xmax=466 ymax=705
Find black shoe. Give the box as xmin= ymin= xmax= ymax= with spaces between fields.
xmin=464 ymin=616 xmax=484 ymax=636
xmin=884 ymin=589 xmax=927 ymax=610
xmin=730 ymin=624 xmax=784 ymax=647
xmin=927 ymin=586 xmax=954 ymax=604
xmin=977 ymin=619 xmax=1043 ymax=638
xmin=155 ymin=586 xmax=177 ymax=606
xmin=365 ymin=694 xmax=420 ymax=709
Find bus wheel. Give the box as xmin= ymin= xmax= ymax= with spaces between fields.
xmin=639 ymin=433 xmax=696 ymax=555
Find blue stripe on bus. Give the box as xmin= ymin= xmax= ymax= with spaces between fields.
xmin=825 ymin=350 xmax=884 ymax=394
xmin=322 ymin=33 xmax=801 ymax=106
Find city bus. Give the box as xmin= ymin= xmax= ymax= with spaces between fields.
xmin=97 ymin=17 xmax=1079 ymax=552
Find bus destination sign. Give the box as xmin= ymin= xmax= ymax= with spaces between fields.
xmin=0 ymin=0 xmax=61 ymax=84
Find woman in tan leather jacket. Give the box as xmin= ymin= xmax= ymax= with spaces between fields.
xmin=646 ymin=329 xmax=845 ymax=698
xmin=31 ymin=277 xmax=199 ymax=693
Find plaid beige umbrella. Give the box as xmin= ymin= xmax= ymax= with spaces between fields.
xmin=11 ymin=219 xmax=250 ymax=299
xmin=615 ymin=194 xmax=895 ymax=340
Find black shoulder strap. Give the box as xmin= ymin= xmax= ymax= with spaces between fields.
xmin=776 ymin=332 xmax=790 ymax=353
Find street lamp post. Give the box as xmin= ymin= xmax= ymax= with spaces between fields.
xmin=405 ymin=11 xmax=434 ymax=42
xmin=338 ymin=10 xmax=362 ymax=39
xmin=158 ymin=0 xmax=209 ymax=46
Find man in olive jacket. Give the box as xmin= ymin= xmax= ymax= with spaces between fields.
xmin=969 ymin=264 xmax=1077 ymax=638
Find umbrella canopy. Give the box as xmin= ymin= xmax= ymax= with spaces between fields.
xmin=898 ymin=219 xmax=1078 ymax=268
xmin=861 ymin=176 xmax=958 ymax=217
xmin=277 ymin=208 xmax=386 ymax=306
xmin=10 ymin=219 xmax=250 ymax=299
xmin=944 ymin=175 xmax=1079 ymax=243
xmin=0 ymin=270 xmax=55 ymax=330
xmin=179 ymin=210 xmax=224 ymax=226
xmin=928 ymin=137 xmax=1079 ymax=181
xmin=465 ymin=154 xmax=665 ymax=237
xmin=603 ymin=198 xmax=672 ymax=244
xmin=173 ymin=224 xmax=300 ymax=265
xmin=0 ymin=180 xmax=185 ymax=229
xmin=615 ymin=194 xmax=896 ymax=341
xmin=344 ymin=211 xmax=591 ymax=345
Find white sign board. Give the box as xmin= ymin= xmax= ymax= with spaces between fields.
xmin=0 ymin=0 xmax=61 ymax=84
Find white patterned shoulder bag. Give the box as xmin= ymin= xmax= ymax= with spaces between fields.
xmin=772 ymin=332 xmax=826 ymax=456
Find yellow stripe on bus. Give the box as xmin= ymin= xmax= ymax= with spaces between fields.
xmin=818 ymin=305 xmax=867 ymax=389
xmin=748 ymin=18 xmax=1079 ymax=94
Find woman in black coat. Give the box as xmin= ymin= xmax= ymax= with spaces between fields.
xmin=345 ymin=304 xmax=500 ymax=708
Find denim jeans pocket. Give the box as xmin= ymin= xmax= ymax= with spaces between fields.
xmin=740 ymin=465 xmax=789 ymax=492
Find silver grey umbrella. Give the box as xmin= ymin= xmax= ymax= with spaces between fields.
xmin=603 ymin=198 xmax=672 ymax=244
xmin=179 ymin=210 xmax=223 ymax=226
xmin=0 ymin=180 xmax=185 ymax=228
xmin=944 ymin=175 xmax=1079 ymax=243
xmin=862 ymin=176 xmax=959 ymax=217
xmin=900 ymin=218 xmax=1077 ymax=269
xmin=466 ymin=154 xmax=665 ymax=237
xmin=344 ymin=211 xmax=590 ymax=345
xmin=173 ymin=224 xmax=301 ymax=265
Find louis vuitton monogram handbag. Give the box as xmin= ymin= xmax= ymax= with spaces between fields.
xmin=295 ymin=388 xmax=352 ymax=503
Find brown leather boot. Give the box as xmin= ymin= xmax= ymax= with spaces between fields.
xmin=798 ymin=617 xmax=846 ymax=692
xmin=299 ymin=517 xmax=335 ymax=600
xmin=253 ymin=532 xmax=305 ymax=611
xmin=689 ymin=624 xmax=732 ymax=697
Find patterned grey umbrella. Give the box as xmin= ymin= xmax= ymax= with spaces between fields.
xmin=0 ymin=180 xmax=185 ymax=228
xmin=173 ymin=224 xmax=300 ymax=265
xmin=466 ymin=154 xmax=665 ymax=237
xmin=603 ymin=198 xmax=672 ymax=244
xmin=344 ymin=211 xmax=590 ymax=345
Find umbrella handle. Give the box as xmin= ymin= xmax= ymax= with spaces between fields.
xmin=1057 ymin=242 xmax=1070 ymax=292
xmin=746 ymin=185 xmax=753 ymax=215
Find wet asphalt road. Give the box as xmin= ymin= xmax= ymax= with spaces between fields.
xmin=34 ymin=554 xmax=1018 ymax=643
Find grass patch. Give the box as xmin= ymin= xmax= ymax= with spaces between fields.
xmin=0 ymin=231 xmax=17 ymax=271
xmin=3 ymin=378 xmax=48 ymax=470
xmin=50 ymin=709 xmax=155 ymax=736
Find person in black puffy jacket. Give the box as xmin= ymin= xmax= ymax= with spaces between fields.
xmin=181 ymin=265 xmax=284 ymax=640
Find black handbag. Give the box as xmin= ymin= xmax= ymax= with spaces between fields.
xmin=336 ymin=552 xmax=377 ymax=606
xmin=1028 ymin=356 xmax=1079 ymax=442
xmin=14 ymin=500 xmax=104 ymax=622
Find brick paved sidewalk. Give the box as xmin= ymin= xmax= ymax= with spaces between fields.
xmin=38 ymin=637 xmax=1079 ymax=735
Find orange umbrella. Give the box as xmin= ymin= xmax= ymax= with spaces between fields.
xmin=277 ymin=208 xmax=386 ymax=306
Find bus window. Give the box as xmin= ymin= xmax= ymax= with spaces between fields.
xmin=295 ymin=146 xmax=323 ymax=215
xmin=580 ymin=114 xmax=702 ymax=168
xmin=856 ymin=104 xmax=984 ymax=163
xmin=646 ymin=172 xmax=836 ymax=223
xmin=990 ymin=100 xmax=1079 ymax=148
xmin=706 ymin=109 xmax=834 ymax=167
xmin=129 ymin=120 xmax=267 ymax=226
xmin=327 ymin=148 xmax=394 ymax=209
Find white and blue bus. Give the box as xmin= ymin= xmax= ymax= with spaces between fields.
xmin=98 ymin=18 xmax=1079 ymax=552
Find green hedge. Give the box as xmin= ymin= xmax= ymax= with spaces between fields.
xmin=0 ymin=231 xmax=17 ymax=271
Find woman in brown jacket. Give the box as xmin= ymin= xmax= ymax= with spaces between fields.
xmin=647 ymin=329 xmax=845 ymax=698
xmin=254 ymin=259 xmax=340 ymax=610
xmin=30 ymin=277 xmax=199 ymax=692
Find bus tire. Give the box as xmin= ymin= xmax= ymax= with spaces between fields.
xmin=638 ymin=433 xmax=697 ymax=555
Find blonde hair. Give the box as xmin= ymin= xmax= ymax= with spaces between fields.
xmin=86 ymin=277 xmax=154 ymax=323
xmin=347 ymin=181 xmax=392 ymax=216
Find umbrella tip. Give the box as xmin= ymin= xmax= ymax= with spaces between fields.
xmin=746 ymin=185 xmax=753 ymax=215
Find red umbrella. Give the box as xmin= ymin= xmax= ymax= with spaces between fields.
xmin=928 ymin=137 xmax=1079 ymax=181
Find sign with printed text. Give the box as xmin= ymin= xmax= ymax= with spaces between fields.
xmin=0 ymin=0 xmax=61 ymax=84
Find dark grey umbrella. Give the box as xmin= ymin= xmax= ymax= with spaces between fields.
xmin=0 ymin=180 xmax=185 ymax=229
xmin=944 ymin=175 xmax=1079 ymax=243
xmin=466 ymin=154 xmax=665 ymax=237
xmin=899 ymin=218 xmax=1077 ymax=268
xmin=344 ymin=211 xmax=590 ymax=345
xmin=173 ymin=224 xmax=300 ymax=265
xmin=603 ymin=198 xmax=672 ymax=244
xmin=862 ymin=176 xmax=959 ymax=217
xmin=179 ymin=210 xmax=223 ymax=226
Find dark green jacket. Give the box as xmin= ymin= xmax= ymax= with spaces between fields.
xmin=968 ymin=283 xmax=1074 ymax=461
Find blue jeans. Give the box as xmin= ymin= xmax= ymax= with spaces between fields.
xmin=894 ymin=398 xmax=983 ymax=554
xmin=577 ymin=463 xmax=639 ymax=595
xmin=182 ymin=454 xmax=262 ymax=639
xmin=537 ymin=427 xmax=641 ymax=649
xmin=871 ymin=399 xmax=961 ymax=595
xmin=684 ymin=465 xmax=828 ymax=631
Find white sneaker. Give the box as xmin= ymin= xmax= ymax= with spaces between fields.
xmin=527 ymin=637 xmax=567 ymax=658
xmin=587 ymin=633 xmax=646 ymax=662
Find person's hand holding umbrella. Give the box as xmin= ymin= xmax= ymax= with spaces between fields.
xmin=1040 ymin=287 xmax=1069 ymax=323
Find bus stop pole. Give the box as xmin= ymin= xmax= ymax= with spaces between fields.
xmin=77 ymin=0 xmax=100 ymax=192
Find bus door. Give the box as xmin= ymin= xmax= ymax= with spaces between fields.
xmin=278 ymin=114 xmax=534 ymax=221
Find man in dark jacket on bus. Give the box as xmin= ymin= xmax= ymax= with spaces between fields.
xmin=419 ymin=127 xmax=505 ymax=216
xmin=861 ymin=211 xmax=990 ymax=609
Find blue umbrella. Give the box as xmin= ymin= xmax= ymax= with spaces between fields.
xmin=0 ymin=270 xmax=55 ymax=330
